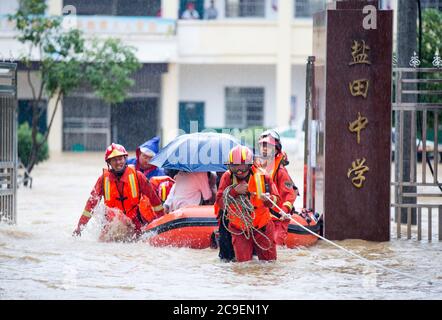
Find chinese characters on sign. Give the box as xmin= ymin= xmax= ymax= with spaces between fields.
xmin=348 ymin=112 xmax=368 ymax=144
xmin=349 ymin=79 xmax=370 ymax=98
xmin=349 ymin=40 xmax=371 ymax=65
xmin=347 ymin=158 xmax=369 ymax=188
xmin=347 ymin=40 xmax=371 ymax=188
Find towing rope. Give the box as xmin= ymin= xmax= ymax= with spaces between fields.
xmin=261 ymin=194 xmax=438 ymax=286
xmin=222 ymin=185 xmax=273 ymax=251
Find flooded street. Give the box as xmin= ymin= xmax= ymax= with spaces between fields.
xmin=1 ymin=152 xmax=441 ymax=299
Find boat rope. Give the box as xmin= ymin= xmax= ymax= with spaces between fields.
xmin=262 ymin=193 xmax=437 ymax=286
xmin=222 ymin=185 xmax=273 ymax=251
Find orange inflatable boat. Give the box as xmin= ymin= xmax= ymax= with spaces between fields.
xmin=142 ymin=206 xmax=217 ymax=249
xmin=142 ymin=205 xmax=320 ymax=249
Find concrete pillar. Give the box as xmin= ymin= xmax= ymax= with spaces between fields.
xmin=162 ymin=0 xmax=179 ymax=19
xmin=46 ymin=1 xmax=63 ymax=154
xmin=161 ymin=63 xmax=180 ymax=145
xmin=47 ymin=94 xmax=63 ymax=153
xmin=275 ymin=0 xmax=293 ymax=128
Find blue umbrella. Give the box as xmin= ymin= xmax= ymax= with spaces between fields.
xmin=150 ymin=132 xmax=241 ymax=172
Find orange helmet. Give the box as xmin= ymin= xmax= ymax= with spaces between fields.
xmin=105 ymin=143 xmax=128 ymax=162
xmin=227 ymin=145 xmax=253 ymax=165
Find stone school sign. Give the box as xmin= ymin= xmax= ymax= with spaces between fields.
xmin=311 ymin=0 xmax=393 ymax=241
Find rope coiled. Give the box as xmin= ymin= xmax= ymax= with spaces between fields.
xmin=221 ymin=185 xmax=273 ymax=251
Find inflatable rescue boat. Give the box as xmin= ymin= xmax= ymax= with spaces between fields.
xmin=141 ymin=206 xmax=320 ymax=249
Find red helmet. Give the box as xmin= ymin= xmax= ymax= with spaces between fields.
xmin=227 ymin=145 xmax=253 ymax=165
xmin=105 ymin=143 xmax=128 ymax=162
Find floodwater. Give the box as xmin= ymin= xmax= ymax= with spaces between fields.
xmin=1 ymin=152 xmax=441 ymax=300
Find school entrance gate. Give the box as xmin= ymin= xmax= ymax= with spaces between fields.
xmin=0 ymin=62 xmax=18 ymax=224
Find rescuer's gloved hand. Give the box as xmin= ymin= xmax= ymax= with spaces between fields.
xmin=233 ymin=183 xmax=248 ymax=195
xmin=72 ymin=227 xmax=82 ymax=237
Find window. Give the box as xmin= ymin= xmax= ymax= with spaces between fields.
xmin=63 ymin=0 xmax=161 ymax=16
xmin=225 ymin=87 xmax=264 ymax=128
xmin=62 ymin=97 xmax=111 ymax=151
xmin=225 ymin=0 xmax=265 ymax=18
xmin=294 ymin=0 xmax=325 ymax=18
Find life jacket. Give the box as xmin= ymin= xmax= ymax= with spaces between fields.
xmin=149 ymin=176 xmax=175 ymax=203
xmin=102 ymin=166 xmax=154 ymax=224
xmin=257 ymin=152 xmax=284 ymax=182
xmin=226 ymin=166 xmax=272 ymax=230
xmin=257 ymin=153 xmax=298 ymax=217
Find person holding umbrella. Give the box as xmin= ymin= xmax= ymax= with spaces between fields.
xmin=163 ymin=171 xmax=214 ymax=213
xmin=215 ymin=145 xmax=280 ymax=262
xmin=126 ymin=136 xmax=165 ymax=179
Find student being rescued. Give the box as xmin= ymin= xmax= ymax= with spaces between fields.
xmin=163 ymin=171 xmax=215 ymax=213
xmin=73 ymin=143 xmax=164 ymax=241
xmin=215 ymin=145 xmax=280 ymax=262
xmin=126 ymin=136 xmax=165 ymax=179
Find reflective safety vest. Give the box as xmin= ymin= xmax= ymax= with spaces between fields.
xmin=257 ymin=152 xmax=283 ymax=180
xmin=257 ymin=153 xmax=295 ymax=215
xmin=102 ymin=166 xmax=153 ymax=223
xmin=149 ymin=176 xmax=175 ymax=203
xmin=227 ymin=166 xmax=272 ymax=230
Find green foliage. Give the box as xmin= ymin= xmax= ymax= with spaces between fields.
xmin=10 ymin=0 xmax=59 ymax=46
xmin=42 ymin=29 xmax=85 ymax=97
xmin=421 ymin=9 xmax=442 ymax=67
xmin=8 ymin=0 xmax=142 ymax=171
xmin=85 ymin=38 xmax=141 ymax=104
xmin=9 ymin=0 xmax=141 ymax=104
xmin=18 ymin=123 xmax=49 ymax=167
xmin=419 ymin=9 xmax=442 ymax=129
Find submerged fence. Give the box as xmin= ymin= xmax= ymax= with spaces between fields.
xmin=392 ymin=67 xmax=442 ymax=241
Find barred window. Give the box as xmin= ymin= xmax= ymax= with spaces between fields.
xmin=63 ymin=0 xmax=161 ymax=16
xmin=294 ymin=0 xmax=325 ymax=18
xmin=225 ymin=0 xmax=265 ymax=18
xmin=225 ymin=87 xmax=264 ymax=129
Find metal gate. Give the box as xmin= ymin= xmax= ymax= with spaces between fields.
xmin=0 ymin=62 xmax=17 ymax=224
xmin=392 ymin=67 xmax=442 ymax=241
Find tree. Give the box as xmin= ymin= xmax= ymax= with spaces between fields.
xmin=9 ymin=0 xmax=141 ymax=176
xmin=421 ymin=9 xmax=441 ymax=68
xmin=420 ymin=8 xmax=442 ymax=109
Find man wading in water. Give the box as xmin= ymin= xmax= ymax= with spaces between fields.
xmin=215 ymin=145 xmax=280 ymax=262
xmin=73 ymin=143 xmax=164 ymax=241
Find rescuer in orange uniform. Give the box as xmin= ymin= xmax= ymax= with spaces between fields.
xmin=73 ymin=143 xmax=164 ymax=239
xmin=149 ymin=175 xmax=175 ymax=204
xmin=215 ymin=145 xmax=280 ymax=262
xmin=255 ymin=130 xmax=299 ymax=246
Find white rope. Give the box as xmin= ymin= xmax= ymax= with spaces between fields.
xmin=222 ymin=185 xmax=273 ymax=251
xmin=262 ymin=194 xmax=437 ymax=286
